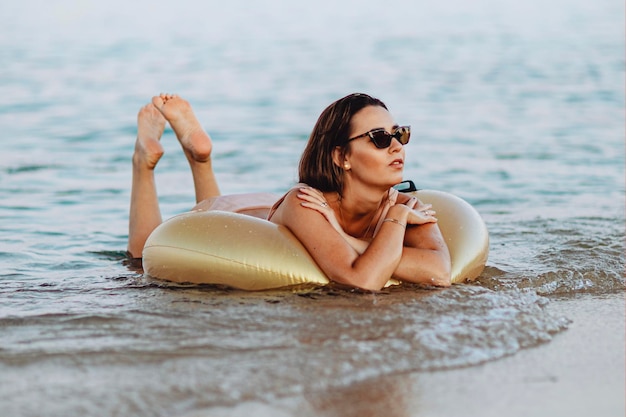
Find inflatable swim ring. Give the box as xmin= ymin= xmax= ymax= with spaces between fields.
xmin=142 ymin=189 xmax=489 ymax=290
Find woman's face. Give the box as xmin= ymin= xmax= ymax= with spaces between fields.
xmin=343 ymin=105 xmax=406 ymax=189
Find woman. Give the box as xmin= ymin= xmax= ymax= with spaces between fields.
xmin=128 ymin=93 xmax=451 ymax=291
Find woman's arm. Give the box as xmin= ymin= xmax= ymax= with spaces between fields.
xmin=297 ymin=187 xmax=369 ymax=254
xmin=392 ymin=223 xmax=451 ymax=286
xmin=297 ymin=188 xmax=451 ymax=287
xmin=273 ymin=190 xmax=411 ymax=291
xmin=390 ymin=193 xmax=452 ymax=286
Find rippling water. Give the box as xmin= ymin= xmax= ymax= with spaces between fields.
xmin=0 ymin=0 xmax=624 ymax=416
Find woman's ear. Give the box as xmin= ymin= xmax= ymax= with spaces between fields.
xmin=332 ymin=146 xmax=350 ymax=170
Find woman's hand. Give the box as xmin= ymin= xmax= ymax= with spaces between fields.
xmin=385 ymin=196 xmax=451 ymax=286
xmin=297 ymin=187 xmax=343 ymax=233
xmin=297 ymin=187 xmax=369 ymax=254
xmin=400 ymin=197 xmax=438 ymax=226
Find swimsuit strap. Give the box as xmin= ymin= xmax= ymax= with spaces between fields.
xmin=266 ymin=183 xmax=308 ymax=221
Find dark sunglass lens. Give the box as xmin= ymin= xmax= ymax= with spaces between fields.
xmin=395 ymin=127 xmax=410 ymax=145
xmin=370 ymin=131 xmax=392 ymax=148
xmin=401 ymin=130 xmax=410 ymax=145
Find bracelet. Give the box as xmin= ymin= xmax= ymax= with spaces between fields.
xmin=383 ymin=218 xmax=406 ymax=228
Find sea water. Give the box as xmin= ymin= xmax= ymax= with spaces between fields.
xmin=0 ymin=0 xmax=624 ymax=416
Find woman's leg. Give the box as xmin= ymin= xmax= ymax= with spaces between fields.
xmin=127 ymin=104 xmax=166 ymax=258
xmin=152 ymin=94 xmax=221 ymax=202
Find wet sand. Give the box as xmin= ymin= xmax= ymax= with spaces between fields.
xmin=411 ymin=293 xmax=625 ymax=417
xmin=191 ymin=292 xmax=625 ymax=417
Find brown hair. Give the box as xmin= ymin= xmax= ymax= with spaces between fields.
xmin=298 ymin=93 xmax=387 ymax=193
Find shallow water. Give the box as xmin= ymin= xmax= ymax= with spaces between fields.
xmin=0 ymin=0 xmax=624 ymax=416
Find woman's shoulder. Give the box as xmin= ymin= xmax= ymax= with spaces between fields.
xmin=267 ymin=183 xmax=311 ymax=221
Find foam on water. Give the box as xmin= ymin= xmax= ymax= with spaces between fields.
xmin=0 ymin=283 xmax=569 ymax=416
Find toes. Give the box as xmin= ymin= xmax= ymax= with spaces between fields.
xmin=139 ymin=102 xmax=165 ymax=122
xmin=152 ymin=95 xmax=165 ymax=109
xmin=138 ymin=103 xmax=152 ymax=119
xmin=158 ymin=93 xmax=177 ymax=102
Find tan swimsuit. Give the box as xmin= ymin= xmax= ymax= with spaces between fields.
xmin=191 ymin=192 xmax=280 ymax=219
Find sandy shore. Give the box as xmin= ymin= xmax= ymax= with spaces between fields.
xmin=410 ymin=293 xmax=625 ymax=417
xmin=195 ymin=292 xmax=625 ymax=417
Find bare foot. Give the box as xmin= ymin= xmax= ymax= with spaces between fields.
xmin=152 ymin=94 xmax=213 ymax=162
xmin=134 ymin=104 xmax=166 ymax=170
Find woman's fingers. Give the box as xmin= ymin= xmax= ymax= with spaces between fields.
xmin=299 ymin=187 xmax=329 ymax=207
xmin=298 ymin=189 xmax=332 ymax=215
xmin=405 ymin=206 xmax=438 ymax=225
xmin=402 ymin=198 xmax=437 ymax=222
xmin=405 ymin=197 xmax=419 ymax=209
xmin=297 ymin=190 xmax=345 ymax=233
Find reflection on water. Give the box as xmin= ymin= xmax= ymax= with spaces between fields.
xmin=180 ymin=373 xmax=416 ymax=417
xmin=303 ymin=373 xmax=416 ymax=417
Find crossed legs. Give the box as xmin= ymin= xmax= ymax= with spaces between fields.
xmin=127 ymin=94 xmax=220 ymax=257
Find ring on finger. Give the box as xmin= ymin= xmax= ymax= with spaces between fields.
xmin=320 ymin=202 xmax=328 ymax=208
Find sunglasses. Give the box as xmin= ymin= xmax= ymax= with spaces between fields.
xmin=347 ymin=126 xmax=411 ymax=149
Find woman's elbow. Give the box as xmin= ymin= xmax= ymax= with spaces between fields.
xmin=432 ymin=274 xmax=452 ymax=287
xmin=431 ymin=263 xmax=452 ymax=287
xmin=420 ymin=256 xmax=451 ymax=287
xmin=430 ymin=246 xmax=452 ymax=286
xmin=329 ymin=272 xmax=389 ymax=292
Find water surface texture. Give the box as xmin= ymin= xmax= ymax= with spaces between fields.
xmin=0 ymin=0 xmax=624 ymax=416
